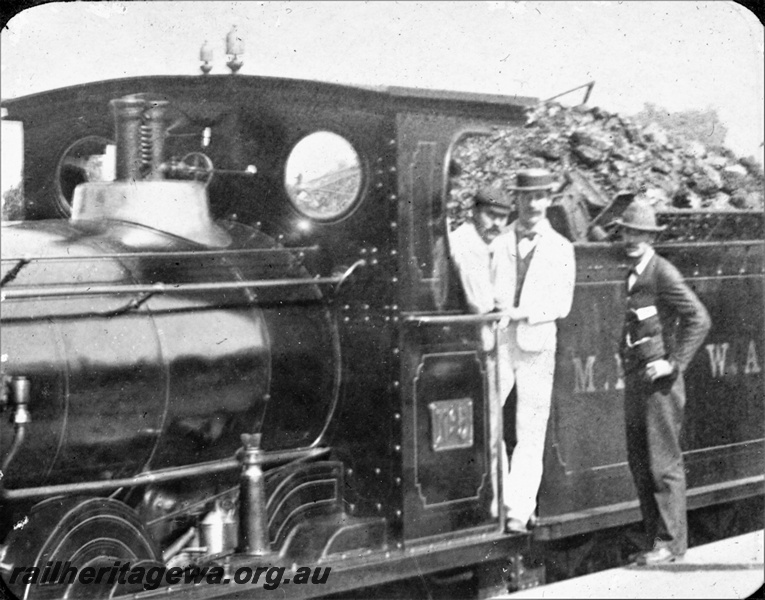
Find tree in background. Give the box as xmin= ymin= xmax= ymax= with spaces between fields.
xmin=1 ymin=185 xmax=24 ymax=221
xmin=633 ymin=103 xmax=728 ymax=152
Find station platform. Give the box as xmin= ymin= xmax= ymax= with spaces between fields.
xmin=501 ymin=529 xmax=764 ymax=599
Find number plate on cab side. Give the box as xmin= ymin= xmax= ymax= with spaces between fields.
xmin=428 ymin=398 xmax=474 ymax=452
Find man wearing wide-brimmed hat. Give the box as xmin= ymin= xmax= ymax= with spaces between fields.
xmin=615 ymin=198 xmax=710 ymax=565
xmin=491 ymin=168 xmax=576 ymax=533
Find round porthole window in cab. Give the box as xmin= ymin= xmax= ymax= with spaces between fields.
xmin=284 ymin=131 xmax=362 ymax=221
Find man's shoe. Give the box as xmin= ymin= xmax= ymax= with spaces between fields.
xmin=636 ymin=546 xmax=684 ymax=565
xmin=505 ymin=518 xmax=528 ymax=534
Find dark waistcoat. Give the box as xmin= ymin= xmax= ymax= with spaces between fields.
xmin=620 ymin=253 xmax=711 ymax=376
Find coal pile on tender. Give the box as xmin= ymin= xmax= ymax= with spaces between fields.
xmin=448 ymin=101 xmax=764 ymax=232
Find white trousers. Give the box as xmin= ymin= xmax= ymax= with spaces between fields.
xmin=488 ymin=323 xmax=556 ymax=524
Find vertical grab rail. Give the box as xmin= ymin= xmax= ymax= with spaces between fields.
xmin=490 ymin=319 xmax=507 ymax=533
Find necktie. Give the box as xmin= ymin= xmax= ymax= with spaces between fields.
xmin=517 ymin=229 xmax=538 ymax=259
xmin=627 ymin=267 xmax=638 ymax=292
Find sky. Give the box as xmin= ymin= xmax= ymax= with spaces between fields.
xmin=1 ymin=1 xmax=764 ymax=163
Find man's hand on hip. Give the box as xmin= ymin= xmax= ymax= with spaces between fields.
xmin=645 ymin=359 xmax=674 ymax=381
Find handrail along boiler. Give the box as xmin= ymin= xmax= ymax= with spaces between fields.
xmin=0 ymin=73 xmax=763 ymax=599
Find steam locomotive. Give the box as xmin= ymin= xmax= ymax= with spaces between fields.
xmin=1 ymin=73 xmax=762 ymax=600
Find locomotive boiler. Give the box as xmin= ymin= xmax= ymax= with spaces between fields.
xmin=2 ymin=97 xmax=344 ymax=470
xmin=1 ymin=73 xmax=763 ymax=600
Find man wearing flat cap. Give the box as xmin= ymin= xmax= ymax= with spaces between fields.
xmin=491 ymin=168 xmax=576 ymax=534
xmin=449 ymin=182 xmax=513 ymax=313
xmin=448 ymin=181 xmax=515 ymax=522
xmin=615 ymin=198 xmax=710 ymax=565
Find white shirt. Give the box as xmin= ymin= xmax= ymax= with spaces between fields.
xmin=627 ymin=246 xmax=655 ymax=291
xmin=448 ymin=221 xmax=496 ymax=314
xmin=515 ymin=219 xmax=550 ymax=259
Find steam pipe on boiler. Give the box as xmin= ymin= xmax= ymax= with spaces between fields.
xmin=3 ymin=275 xmax=350 ymax=301
xmin=1 ymin=447 xmax=329 ymax=501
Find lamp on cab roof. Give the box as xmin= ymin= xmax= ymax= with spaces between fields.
xmin=226 ymin=25 xmax=244 ymax=74
xmin=199 ymin=40 xmax=213 ymax=75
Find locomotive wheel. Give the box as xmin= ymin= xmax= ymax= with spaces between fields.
xmin=2 ymin=496 xmax=160 ymax=600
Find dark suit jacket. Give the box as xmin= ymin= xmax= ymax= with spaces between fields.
xmin=620 ymin=252 xmax=711 ymax=376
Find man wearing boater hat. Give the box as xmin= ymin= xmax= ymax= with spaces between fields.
xmin=614 ymin=198 xmax=710 ymax=564
xmin=491 ymin=168 xmax=575 ymax=533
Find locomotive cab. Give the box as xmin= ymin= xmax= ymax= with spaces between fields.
xmin=1 ymin=80 xmax=540 ymax=598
